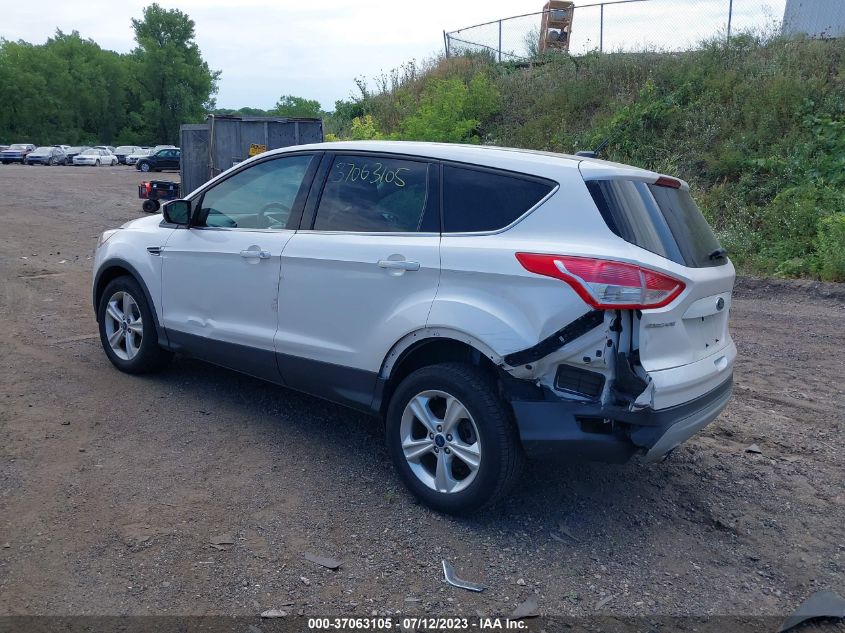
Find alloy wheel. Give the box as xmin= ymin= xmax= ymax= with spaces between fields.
xmin=103 ymin=291 xmax=143 ymax=361
xmin=399 ymin=390 xmax=482 ymax=494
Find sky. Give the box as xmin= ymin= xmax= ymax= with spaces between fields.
xmin=3 ymin=0 xmax=786 ymax=111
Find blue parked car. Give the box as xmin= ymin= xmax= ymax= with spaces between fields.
xmin=26 ymin=146 xmax=68 ymax=166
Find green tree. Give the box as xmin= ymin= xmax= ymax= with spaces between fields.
xmin=209 ymin=106 xmax=272 ymax=117
xmin=270 ymin=94 xmax=323 ymax=118
xmin=45 ymin=31 xmax=130 ymax=143
xmin=0 ymin=32 xmax=130 ymax=144
xmin=131 ymin=3 xmax=219 ymax=143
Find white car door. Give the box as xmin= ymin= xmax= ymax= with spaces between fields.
xmin=276 ymin=153 xmax=441 ymax=409
xmin=161 ymin=153 xmax=318 ymax=381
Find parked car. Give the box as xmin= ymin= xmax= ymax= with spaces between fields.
xmin=113 ymin=146 xmax=141 ymax=164
xmin=26 ymin=146 xmax=67 ymax=165
xmin=125 ymin=148 xmax=151 ymax=166
xmin=64 ymin=146 xmax=89 ymax=162
xmin=92 ymin=141 xmax=735 ymax=514
xmin=73 ymin=148 xmax=118 ymax=167
xmin=135 ymin=147 xmax=180 ymax=172
xmin=1 ymin=143 xmax=36 ymax=164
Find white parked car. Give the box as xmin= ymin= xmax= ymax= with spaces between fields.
xmin=73 ymin=148 xmax=118 ymax=167
xmin=125 ymin=148 xmax=152 ymax=166
xmin=92 ymin=141 xmax=735 ymax=513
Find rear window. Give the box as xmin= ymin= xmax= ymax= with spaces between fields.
xmin=586 ymin=179 xmax=725 ymax=268
xmin=443 ymin=165 xmax=554 ymax=233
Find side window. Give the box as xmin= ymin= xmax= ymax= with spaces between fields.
xmin=442 ymin=165 xmax=554 ymax=233
xmin=313 ymin=155 xmax=431 ymax=232
xmin=196 ymin=154 xmax=314 ymax=230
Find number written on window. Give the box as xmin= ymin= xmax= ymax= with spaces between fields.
xmin=330 ymin=161 xmax=409 ymax=188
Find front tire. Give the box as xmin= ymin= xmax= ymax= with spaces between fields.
xmin=386 ymin=362 xmax=524 ymax=514
xmin=97 ymin=276 xmax=171 ymax=374
xmin=95 ymin=159 xmax=100 ymax=167
xmin=139 ymin=161 xmax=151 ymax=172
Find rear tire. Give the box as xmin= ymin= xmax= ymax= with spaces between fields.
xmin=95 ymin=159 xmax=100 ymax=167
xmin=97 ymin=276 xmax=172 ymax=374
xmin=386 ymin=362 xmax=524 ymax=514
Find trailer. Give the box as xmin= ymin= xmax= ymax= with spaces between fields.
xmin=179 ymin=115 xmax=323 ymax=196
xmin=138 ymin=180 xmax=181 ymax=213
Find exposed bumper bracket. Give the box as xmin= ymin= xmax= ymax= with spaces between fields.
xmin=503 ymin=309 xmax=604 ymax=367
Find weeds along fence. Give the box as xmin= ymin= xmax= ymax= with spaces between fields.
xmin=444 ymin=0 xmax=786 ymax=60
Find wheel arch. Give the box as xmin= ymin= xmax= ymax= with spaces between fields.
xmin=93 ymin=259 xmax=169 ymax=347
xmin=374 ymin=329 xmax=505 ymax=418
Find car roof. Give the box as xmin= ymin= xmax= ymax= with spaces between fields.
xmin=265 ymin=140 xmax=658 ymax=182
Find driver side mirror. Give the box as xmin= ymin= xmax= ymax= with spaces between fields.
xmin=163 ymin=199 xmax=191 ymax=225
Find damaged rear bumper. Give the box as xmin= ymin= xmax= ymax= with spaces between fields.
xmin=510 ymin=375 xmax=733 ymax=463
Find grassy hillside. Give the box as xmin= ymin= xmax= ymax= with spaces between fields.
xmin=330 ymin=34 xmax=845 ymax=280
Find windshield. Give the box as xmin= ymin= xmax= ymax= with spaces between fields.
xmin=34 ymin=147 xmax=52 ymax=153
xmin=10 ymin=144 xmax=28 ymax=150
xmin=80 ymin=149 xmax=98 ymax=156
xmin=586 ymin=179 xmax=725 ymax=268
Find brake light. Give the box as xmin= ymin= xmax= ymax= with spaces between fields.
xmin=654 ymin=176 xmax=681 ymax=189
xmin=515 ymin=253 xmax=685 ymax=309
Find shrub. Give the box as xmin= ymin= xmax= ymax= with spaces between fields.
xmin=815 ymin=213 xmax=845 ymax=281
xmin=398 ymin=73 xmax=500 ymax=143
xmin=349 ymin=115 xmax=384 ymax=140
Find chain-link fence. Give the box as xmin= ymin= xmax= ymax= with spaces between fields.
xmin=444 ymin=0 xmax=786 ymax=61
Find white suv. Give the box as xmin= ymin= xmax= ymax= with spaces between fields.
xmin=93 ymin=141 xmax=735 ymax=513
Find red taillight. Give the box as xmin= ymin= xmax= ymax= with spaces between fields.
xmin=654 ymin=176 xmax=681 ymax=189
xmin=515 ymin=253 xmax=685 ymax=309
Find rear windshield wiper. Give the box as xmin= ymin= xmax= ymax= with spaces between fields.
xmin=708 ymin=248 xmax=728 ymax=260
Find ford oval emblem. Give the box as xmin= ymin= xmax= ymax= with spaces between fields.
xmin=716 ymin=297 xmax=725 ymax=311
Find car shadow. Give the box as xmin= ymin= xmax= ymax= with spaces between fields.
xmin=141 ymin=355 xmax=717 ymax=542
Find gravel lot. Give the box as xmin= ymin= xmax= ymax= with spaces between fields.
xmin=0 ymin=164 xmax=843 ymax=621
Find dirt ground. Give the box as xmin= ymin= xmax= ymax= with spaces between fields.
xmin=0 ymin=164 xmax=843 ymax=621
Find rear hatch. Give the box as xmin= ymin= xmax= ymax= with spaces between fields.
xmin=579 ymin=163 xmax=734 ymax=374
